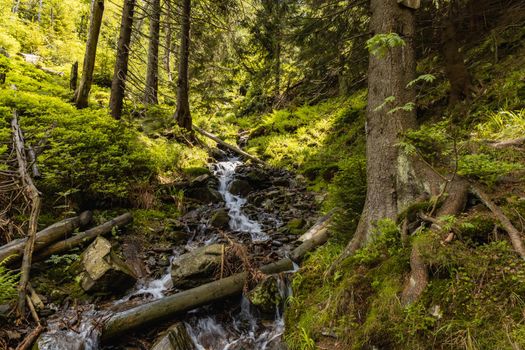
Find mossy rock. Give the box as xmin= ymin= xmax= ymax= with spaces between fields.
xmin=210 ymin=208 xmax=230 ymax=229
xmin=183 ymin=167 xmax=211 ymax=177
xmin=247 ymin=276 xmax=283 ymax=316
xmin=286 ymin=218 xmax=306 ymax=235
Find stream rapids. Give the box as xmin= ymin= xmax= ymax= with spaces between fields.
xmin=38 ymin=157 xmax=304 ymax=350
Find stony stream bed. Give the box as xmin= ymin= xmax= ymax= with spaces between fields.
xmin=32 ymin=156 xmax=319 ymax=350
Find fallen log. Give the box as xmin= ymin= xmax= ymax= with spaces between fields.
xmin=101 ymin=217 xmax=331 ymax=341
xmin=193 ymin=125 xmax=266 ymax=166
xmin=34 ymin=213 xmax=133 ymax=261
xmin=0 ymin=211 xmax=92 ymax=264
xmin=471 ymin=185 xmax=525 ymax=259
xmin=298 ymin=210 xmax=334 ymax=242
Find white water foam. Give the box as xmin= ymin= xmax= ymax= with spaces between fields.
xmin=214 ymin=160 xmax=269 ymax=242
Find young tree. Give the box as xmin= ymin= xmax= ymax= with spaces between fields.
xmin=74 ymin=0 xmax=105 ymax=109
xmin=174 ymin=0 xmax=192 ymax=131
xmin=109 ymin=0 xmax=136 ymax=119
xmin=144 ymin=0 xmax=161 ymax=105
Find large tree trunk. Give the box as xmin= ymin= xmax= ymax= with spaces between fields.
xmin=442 ymin=16 xmax=472 ymax=105
xmin=74 ymin=0 xmax=104 ymax=109
xmin=109 ymin=0 xmax=136 ymax=119
xmin=173 ymin=0 xmax=192 ymax=131
xmin=346 ymin=0 xmax=419 ymax=253
xmin=144 ymin=0 xmax=161 ymax=105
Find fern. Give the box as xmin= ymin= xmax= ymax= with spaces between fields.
xmin=366 ymin=33 xmax=406 ymax=58
xmin=0 ymin=257 xmax=19 ymax=304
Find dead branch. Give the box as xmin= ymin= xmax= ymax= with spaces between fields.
xmin=12 ymin=111 xmax=42 ymax=317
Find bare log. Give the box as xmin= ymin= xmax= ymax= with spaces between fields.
xmin=193 ymin=126 xmax=267 ymax=166
xmin=471 ymin=186 xmax=525 ymax=259
xmin=34 ymin=213 xmax=133 ymax=260
xmin=12 ymin=111 xmax=42 ymax=316
xmin=298 ymin=210 xmax=334 ymax=242
xmin=101 ymin=222 xmax=330 ymax=341
xmin=27 ymin=145 xmax=41 ymax=178
xmin=0 ymin=211 xmax=92 ymax=264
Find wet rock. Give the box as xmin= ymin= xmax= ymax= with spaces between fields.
xmin=76 ymin=237 xmax=137 ymax=294
xmin=228 ymin=179 xmax=252 ymax=197
xmin=34 ymin=332 xmax=86 ymax=350
xmin=184 ymin=186 xmax=222 ymax=204
xmin=247 ymin=276 xmax=283 ymax=316
xmin=171 ymin=244 xmax=225 ymax=289
xmin=210 ymin=208 xmax=230 ymax=229
xmin=151 ymin=323 xmax=196 ymax=350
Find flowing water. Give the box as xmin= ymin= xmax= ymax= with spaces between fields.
xmin=39 ymin=158 xmax=293 ymax=349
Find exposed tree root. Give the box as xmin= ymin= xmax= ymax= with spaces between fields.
xmin=471 ymin=186 xmax=525 ymax=259
xmin=401 ymin=178 xmax=469 ymax=306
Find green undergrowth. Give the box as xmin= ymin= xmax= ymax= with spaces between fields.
xmin=0 ymin=57 xmax=207 ymax=214
xmin=286 ymin=211 xmax=525 ymax=349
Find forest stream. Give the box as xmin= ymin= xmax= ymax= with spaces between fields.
xmin=36 ymin=156 xmax=310 ymax=350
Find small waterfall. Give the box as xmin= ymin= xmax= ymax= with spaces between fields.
xmin=214 ymin=160 xmax=269 ymax=242
xmin=38 ymin=158 xmax=291 ymax=349
xmin=187 ymin=275 xmax=292 ymax=350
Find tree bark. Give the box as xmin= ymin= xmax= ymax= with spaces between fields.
xmin=341 ymin=0 xmax=418 ymax=256
xmin=34 ymin=213 xmax=132 ymax=261
xmin=173 ymin=0 xmax=192 ymax=131
xmin=101 ymin=225 xmax=329 ymax=341
xmin=442 ymin=16 xmax=472 ymax=105
xmin=70 ymin=61 xmax=78 ymax=91
xmin=109 ymin=0 xmax=136 ymax=119
xmin=164 ymin=0 xmax=173 ymax=82
xmin=144 ymin=0 xmax=160 ymax=105
xmin=0 ymin=211 xmax=92 ymax=264
xmin=74 ymin=0 xmax=104 ymax=109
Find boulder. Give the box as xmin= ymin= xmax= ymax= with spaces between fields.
xmin=246 ymin=276 xmax=283 ymax=316
xmin=184 ymin=186 xmax=222 ymax=204
xmin=76 ymin=237 xmax=137 ymax=294
xmin=151 ymin=323 xmax=195 ymax=350
xmin=171 ymin=244 xmax=225 ymax=289
xmin=210 ymin=208 xmax=230 ymax=229
xmin=228 ymin=179 xmax=252 ymax=197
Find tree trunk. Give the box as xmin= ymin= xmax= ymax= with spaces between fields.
xmin=164 ymin=0 xmax=173 ymax=82
xmin=74 ymin=0 xmax=104 ymax=109
xmin=347 ymin=0 xmax=418 ymax=251
xmin=442 ymin=16 xmax=472 ymax=105
xmin=70 ymin=61 xmax=78 ymax=91
xmin=173 ymin=0 xmax=192 ymax=131
xmin=144 ymin=0 xmax=160 ymax=105
xmin=37 ymin=0 xmax=43 ymax=23
xmin=12 ymin=0 xmax=20 ymax=13
xmin=109 ymin=0 xmax=136 ymax=119
xmin=0 ymin=211 xmax=92 ymax=264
